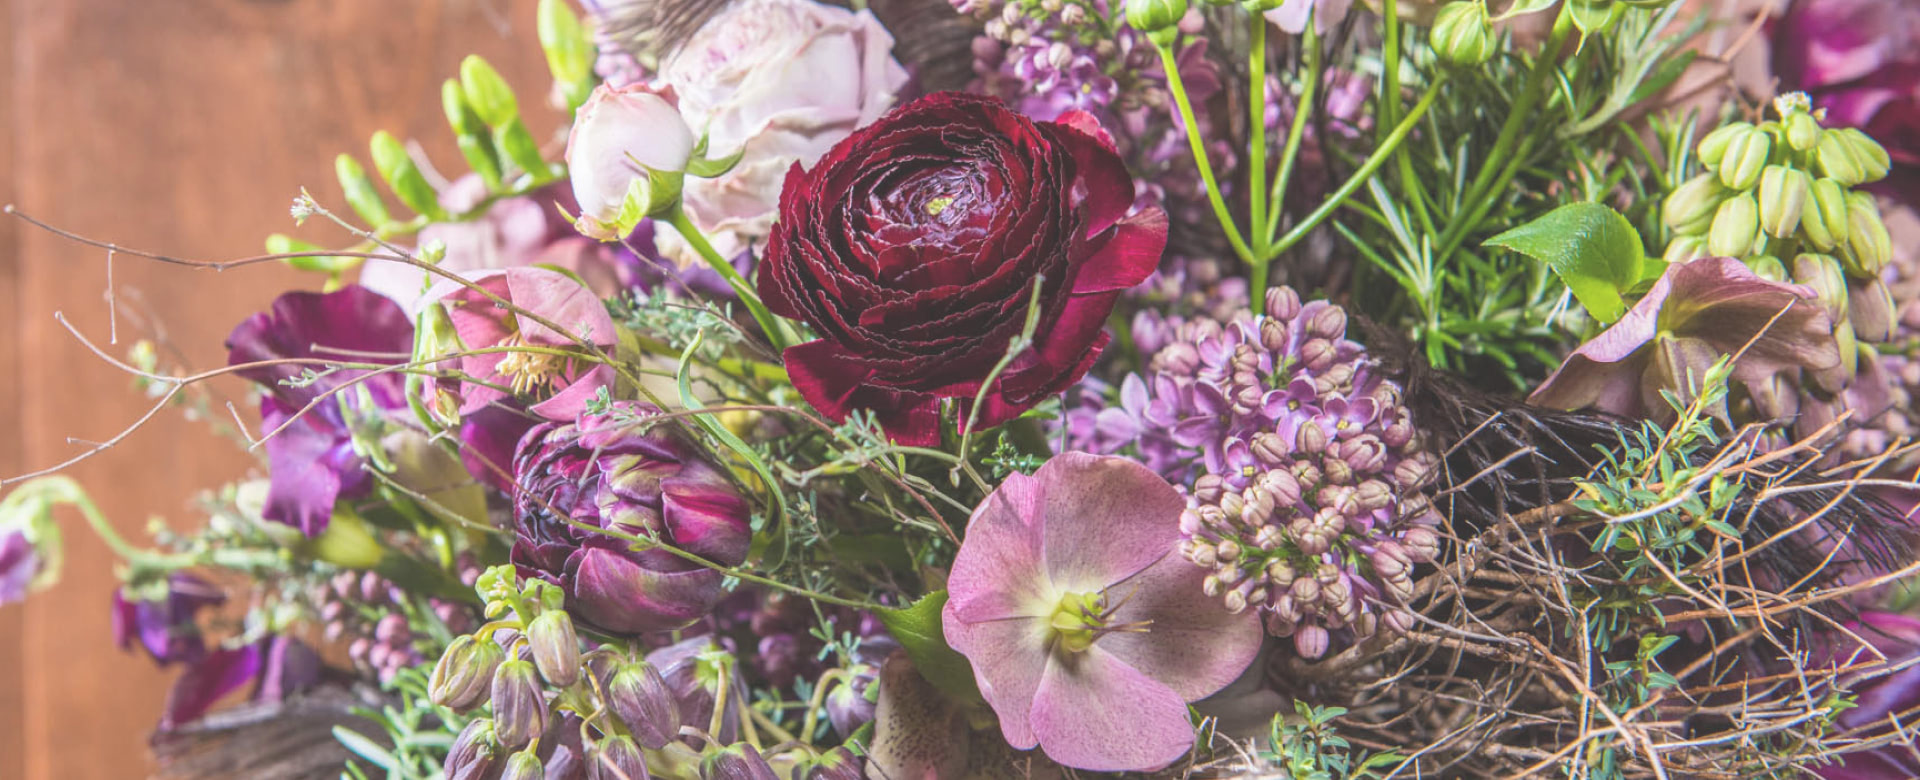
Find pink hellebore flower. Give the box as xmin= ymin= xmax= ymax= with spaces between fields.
xmin=430 ymin=267 xmax=619 ymax=422
xmin=943 ymin=453 xmax=1264 ymax=772
xmin=1529 ymin=257 xmax=1840 ymax=423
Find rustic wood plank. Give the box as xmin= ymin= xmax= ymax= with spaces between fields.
xmin=11 ymin=0 xmax=555 ymax=776
xmin=1 ymin=0 xmax=26 ymax=775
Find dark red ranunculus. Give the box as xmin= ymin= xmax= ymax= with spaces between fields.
xmin=757 ymin=91 xmax=1167 ymax=446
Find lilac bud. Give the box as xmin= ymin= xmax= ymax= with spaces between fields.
xmin=446 ymin=718 xmax=500 ymax=780
xmin=1394 ymin=452 xmax=1438 ymax=490
xmin=1290 ymin=576 xmax=1321 ymax=605
xmin=1259 ymin=318 xmax=1289 ymax=353
xmin=1382 ymin=572 xmax=1415 ymax=603
xmin=1192 ymin=474 xmax=1227 ymax=504
xmin=1258 ymin=469 xmax=1303 ymax=506
xmin=606 ymin=661 xmax=680 ymax=750
xmin=1400 ymin=527 xmax=1440 ymax=563
xmin=1294 ymin=624 xmax=1331 ymax=659
xmin=1292 ymin=460 xmax=1323 ymax=490
xmin=1321 ymin=456 xmax=1354 ymax=486
xmin=1242 ymin=488 xmax=1277 ymax=526
xmin=1305 ymin=304 xmax=1348 ymax=340
xmin=492 ymin=659 xmax=548 ymax=749
xmin=1223 ymin=588 xmax=1249 ymax=614
xmin=804 ymin=746 xmax=864 ymax=780
xmin=1152 ymin=342 xmax=1200 ymax=376
xmin=1182 ymin=539 xmax=1218 ymax=568
xmin=1217 ymin=491 xmax=1246 ymax=521
xmin=502 ymin=750 xmax=545 ymax=780
xmin=1215 ymin=563 xmax=1244 ymax=586
xmin=431 ymin=635 xmax=506 ymax=711
xmin=1253 ymin=525 xmax=1284 ymax=551
xmin=529 ymin=612 xmax=582 ymax=688
xmin=1215 ymin=538 xmax=1242 ymax=563
xmin=1202 ymin=574 xmax=1223 ymax=597
xmin=1266 ymin=287 xmax=1303 ymax=321
xmin=1368 ymin=549 xmax=1407 ymax=580
xmin=1060 ymin=3 xmax=1087 ymax=24
xmin=1267 ymin=560 xmax=1297 ymax=586
xmin=1271 ymin=594 xmax=1303 ymax=624
xmin=701 ymin=743 xmax=779 ymax=780
xmin=1354 ymin=610 xmax=1379 ymax=638
xmin=1382 ymin=609 xmax=1416 ymax=634
xmin=1251 ymin=431 xmax=1290 ymax=465
xmin=1178 ymin=508 xmax=1205 ymax=536
xmin=1295 ymin=420 xmax=1329 ymax=454
xmin=1353 ymin=480 xmax=1393 ymax=511
xmin=587 ymin=735 xmax=650 ymax=780
xmin=1300 ymin=338 xmax=1337 ymax=372
xmin=359 ymin=572 xmax=387 ymax=604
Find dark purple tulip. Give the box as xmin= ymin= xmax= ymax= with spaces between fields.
xmin=511 ymin=402 xmax=752 ymax=636
xmin=112 ymin=573 xmax=225 ymax=666
xmin=224 ymin=285 xmax=414 ymax=534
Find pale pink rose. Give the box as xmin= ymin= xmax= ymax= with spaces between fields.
xmin=654 ymin=0 xmax=908 ymax=263
xmin=566 ymin=83 xmax=696 ymax=241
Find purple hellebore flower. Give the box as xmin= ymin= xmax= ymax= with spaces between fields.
xmin=0 ymin=529 xmax=39 ymax=606
xmin=1773 ymin=0 xmax=1920 ymax=205
xmin=1529 ymin=257 xmax=1841 ymax=422
xmin=225 ymin=285 xmax=414 ymax=535
xmin=943 ymin=453 xmax=1264 ymax=771
xmin=431 ymin=266 xmax=620 ymax=423
xmin=112 ymin=573 xmax=226 ymax=666
xmin=1811 ymin=611 xmax=1920 ymax=779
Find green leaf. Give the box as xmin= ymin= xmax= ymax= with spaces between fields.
xmin=369 ymin=131 xmax=447 ymax=220
xmin=330 ymin=725 xmax=396 ymax=770
xmin=1485 ymin=202 xmax=1646 ymax=323
xmin=874 ymin=590 xmax=984 ymax=705
xmin=1493 ymin=0 xmax=1559 ymax=21
xmin=686 ymin=139 xmax=748 ymax=179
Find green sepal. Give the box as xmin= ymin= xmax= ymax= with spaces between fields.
xmin=686 ymin=134 xmax=748 ymax=179
xmin=874 ymin=590 xmax=985 ymax=705
xmin=494 ymin=118 xmax=552 ymax=183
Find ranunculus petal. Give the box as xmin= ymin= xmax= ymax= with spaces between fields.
xmin=1028 ymin=648 xmax=1194 ymax=772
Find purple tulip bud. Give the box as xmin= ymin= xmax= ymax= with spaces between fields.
xmin=826 ymin=666 xmax=879 ymax=736
xmin=606 ymin=661 xmax=680 ymax=750
xmin=528 ymin=612 xmax=583 ymax=688
xmin=587 ymin=735 xmax=650 ymax=780
xmin=1294 ymin=624 xmax=1331 ymax=659
xmin=431 ymin=635 xmax=506 ymax=711
xmin=701 ymin=743 xmax=779 ymax=780
xmin=501 ymin=750 xmax=545 ymax=780
xmin=492 ymin=659 xmax=548 ymax=749
xmin=446 ymin=718 xmax=500 ymax=780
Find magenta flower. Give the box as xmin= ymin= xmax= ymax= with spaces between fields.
xmin=1529 ymin=257 xmax=1840 ymax=422
xmin=942 ymin=453 xmax=1263 ymax=771
xmin=431 ymin=267 xmax=619 ymax=422
xmin=0 ymin=529 xmax=38 ymax=606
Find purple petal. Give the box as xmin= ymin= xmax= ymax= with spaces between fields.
xmin=0 ymin=530 xmax=37 ymax=605
xmin=1027 ymin=648 xmax=1193 ymax=771
xmin=1037 ymin=453 xmax=1186 ymax=592
xmin=224 ymin=285 xmax=414 ymax=407
xmin=945 ymin=470 xmax=1050 ymax=624
xmin=258 ymin=397 xmax=354 ymax=536
xmin=161 ymin=643 xmax=264 ymax=729
xmin=564 ymin=546 xmax=725 ymax=634
xmin=1100 ymin=552 xmax=1265 ymax=702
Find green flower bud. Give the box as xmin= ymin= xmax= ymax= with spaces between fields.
xmin=491 ymin=659 xmax=548 ymax=749
xmin=538 ymin=0 xmax=595 ymax=111
xmin=1431 ymin=2 xmax=1494 ymax=67
xmin=1842 ymin=191 xmax=1892 ymax=276
xmin=1663 ymin=172 xmax=1725 ymax=234
xmin=334 ymin=154 xmax=393 ymax=228
xmin=1850 ymin=276 xmax=1896 ymax=343
xmin=1124 ymin=0 xmax=1188 ymax=45
xmin=1785 ymin=111 xmax=1822 ymax=152
xmin=1791 ymin=253 xmax=1849 ymax=318
xmin=500 ymin=750 xmax=544 ymax=780
xmin=1835 ymin=127 xmax=1892 ymax=182
xmin=459 ymin=55 xmax=519 ymax=128
xmin=1708 ymin=192 xmax=1761 ymax=257
xmin=1717 ymin=126 xmax=1772 ymax=190
xmin=527 ymin=611 xmax=581 ymax=688
xmin=1757 ymin=165 xmax=1810 ymax=238
xmin=1817 ymin=130 xmax=1869 ymax=185
xmin=441 ymin=79 xmax=488 ymax=137
xmin=369 ymin=131 xmax=447 ymax=220
xmin=1697 ymin=122 xmax=1753 ymax=168
xmin=1745 ymin=254 xmax=1787 ymax=282
xmin=444 ymin=80 xmax=503 ymax=191
xmin=1801 ymin=177 xmax=1851 ymax=251
xmin=430 ymin=635 xmax=506 ymax=711
xmin=1664 ymin=235 xmax=1708 ymax=265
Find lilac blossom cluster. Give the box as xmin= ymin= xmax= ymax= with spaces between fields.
xmin=316 ymin=563 xmax=481 ymax=685
xmin=1845 ymin=260 xmax=1920 ymax=468
xmin=1070 ymin=287 xmax=1443 ymax=658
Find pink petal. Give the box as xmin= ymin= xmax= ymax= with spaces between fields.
xmin=944 ymin=613 xmax=1050 ymax=750
xmin=529 ymin=363 xmax=617 ymax=420
xmin=946 ymin=471 xmax=1051 ymax=624
xmin=1028 ymin=647 xmax=1194 ymax=772
xmin=1099 ymin=552 xmax=1266 ymax=701
xmin=1035 ymin=453 xmax=1186 ymax=593
xmin=502 ymin=267 xmax=616 ymax=346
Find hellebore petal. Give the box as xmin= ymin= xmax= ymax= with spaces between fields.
xmin=1028 ymin=645 xmax=1194 ymax=772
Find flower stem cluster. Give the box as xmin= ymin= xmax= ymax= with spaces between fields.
xmin=1126 ymin=288 xmax=1441 ymax=658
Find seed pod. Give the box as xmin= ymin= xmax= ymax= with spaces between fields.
xmin=1663 ymin=173 xmax=1724 ymax=233
xmin=1842 ymin=192 xmax=1892 ymax=276
xmin=1707 ymin=192 xmax=1761 ymax=257
xmin=528 ymin=611 xmax=582 ymax=688
xmin=1698 ymin=122 xmax=1753 ymax=168
xmin=1817 ymin=131 xmax=1869 ymax=185
xmin=1757 ymin=165 xmax=1810 ymax=238
xmin=430 ymin=635 xmax=506 ymax=711
xmin=1801 ymin=178 xmax=1850 ymax=251
xmin=1791 ymin=254 xmax=1849 ymax=319
xmin=1717 ymin=126 xmax=1772 ymax=190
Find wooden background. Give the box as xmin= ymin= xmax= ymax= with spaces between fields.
xmin=0 ymin=1 xmax=559 ymax=776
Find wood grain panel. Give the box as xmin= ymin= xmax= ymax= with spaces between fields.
xmin=7 ymin=1 xmax=556 ymax=776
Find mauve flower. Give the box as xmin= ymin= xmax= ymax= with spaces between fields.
xmin=656 ymin=0 xmax=908 ymax=265
xmin=0 ymin=529 xmax=38 ymax=606
xmin=758 ymin=92 xmax=1168 ymax=446
xmin=159 ymin=636 xmax=321 ymax=730
xmin=431 ymin=266 xmax=619 ymax=422
xmin=1807 ymin=611 xmax=1920 ymax=779
xmin=1773 ymin=0 xmax=1920 ymax=205
xmin=512 ymin=402 xmax=752 ymax=635
xmin=113 ymin=573 xmax=226 ymax=666
xmin=1265 ymin=0 xmax=1353 ymax=35
xmin=225 ymin=285 xmax=414 ymax=534
xmin=943 ymin=453 xmax=1263 ymax=771
xmin=1530 ymin=257 xmax=1841 ymax=423
xmin=566 ymin=83 xmax=697 ymax=241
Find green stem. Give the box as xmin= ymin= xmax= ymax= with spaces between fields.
xmin=1267 ymin=21 xmax=1320 ymax=243
xmin=1381 ymin=0 xmax=1436 ymax=239
xmin=665 ymin=207 xmax=793 ymax=352
xmin=55 ymin=488 xmax=193 ymax=570
xmin=1157 ymin=41 xmax=1256 ymax=265
xmin=632 ymin=335 xmax=789 ymax=384
xmin=1265 ymin=74 xmax=1450 ymax=260
xmin=1249 ymin=15 xmax=1271 ymax=263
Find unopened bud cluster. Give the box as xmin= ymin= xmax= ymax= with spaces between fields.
xmin=1122 ymin=288 xmax=1442 ymax=659
xmin=312 ymin=561 xmax=479 ymax=684
xmin=1663 ymin=93 xmax=1902 ymax=431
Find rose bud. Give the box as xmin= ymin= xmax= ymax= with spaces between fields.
xmin=501 ymin=750 xmax=546 ymax=780
xmin=492 ymin=659 xmax=549 ymax=749
xmin=446 ymin=718 xmax=501 ymax=780
xmin=755 ymin=92 xmax=1165 ymax=446
xmin=528 ymin=611 xmax=582 ymax=688
xmin=587 ymin=735 xmax=649 ymax=780
xmin=566 ymin=83 xmax=696 ymax=240
xmin=431 ymin=635 xmax=505 ymax=711
xmin=512 ymin=402 xmax=752 ymax=636
xmin=701 ymin=744 xmax=780 ymax=780
xmin=606 ymin=660 xmax=681 ymax=749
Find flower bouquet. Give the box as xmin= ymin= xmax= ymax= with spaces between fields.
xmin=5 ymin=0 xmax=1920 ymax=776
